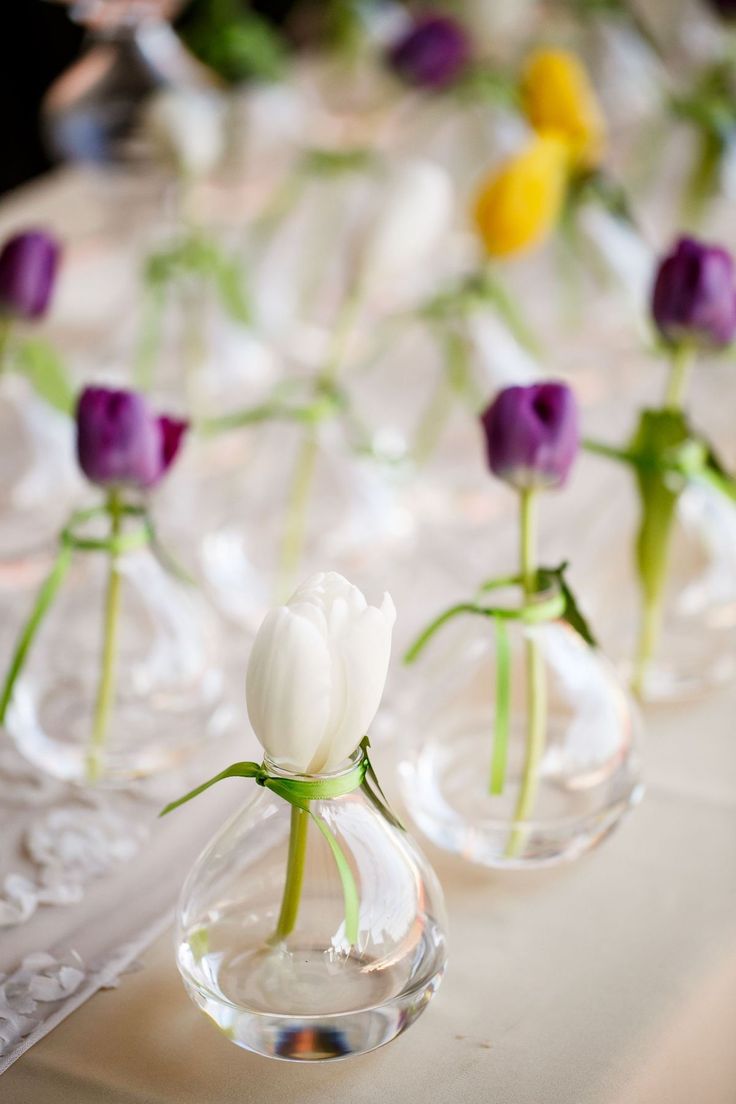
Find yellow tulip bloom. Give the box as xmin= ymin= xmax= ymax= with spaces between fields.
xmin=521 ymin=48 xmax=606 ymax=170
xmin=473 ymin=134 xmax=570 ymax=258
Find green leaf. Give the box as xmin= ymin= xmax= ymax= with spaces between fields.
xmin=160 ymin=761 xmax=261 ymax=816
xmin=14 ymin=339 xmax=74 ymax=415
xmin=179 ymin=0 xmax=287 ymax=84
xmin=211 ymin=253 xmax=251 ymax=325
xmin=144 ymin=235 xmax=250 ymax=325
xmin=629 ymin=408 xmax=690 ymax=609
xmin=537 ymin=563 xmax=598 ymax=648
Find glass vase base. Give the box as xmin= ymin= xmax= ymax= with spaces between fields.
xmin=621 ymin=649 xmax=736 ymax=706
xmin=401 ymin=719 xmax=643 ymax=870
xmin=177 ymin=929 xmax=446 ymax=1062
xmin=7 ymin=681 xmax=231 ymax=788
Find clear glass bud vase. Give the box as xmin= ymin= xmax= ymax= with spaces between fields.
xmin=0 ymin=375 xmax=82 ymax=585
xmin=162 ymin=417 xmax=409 ymax=630
xmin=175 ymin=749 xmax=447 ymax=1062
xmin=399 ymin=594 xmax=643 ymax=869
xmin=598 ymin=481 xmax=736 ymax=703
xmin=5 ymin=512 xmax=227 ymax=786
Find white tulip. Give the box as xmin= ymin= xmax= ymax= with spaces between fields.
xmin=245 ymin=572 xmax=396 ymax=775
xmin=357 ymin=158 xmax=455 ymax=292
xmin=144 ymin=89 xmax=226 ymax=178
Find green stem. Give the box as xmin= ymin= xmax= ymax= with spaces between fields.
xmin=272 ymin=804 xmax=310 ymax=943
xmin=413 ymin=328 xmax=474 ymax=467
xmin=182 ymin=288 xmax=207 ymax=412
xmin=134 ymin=286 xmax=165 ymax=393
xmin=664 ymin=344 xmax=694 ymax=410
xmin=582 ymin=437 xmax=638 ymax=465
xmin=320 ymin=277 xmax=364 ymax=387
xmin=506 ymin=489 xmax=546 ymax=859
xmin=0 ymin=318 xmax=12 ymax=371
xmin=631 ymin=590 xmax=661 ymax=699
xmin=277 ymin=430 xmax=320 ymax=602
xmin=482 ymin=264 xmax=540 ymax=358
xmin=413 ymin=367 xmax=454 ymax=467
xmin=86 ymin=491 xmax=124 ymax=783
xmin=681 ymin=130 xmax=723 ymax=229
xmin=275 ymin=282 xmax=362 ymax=600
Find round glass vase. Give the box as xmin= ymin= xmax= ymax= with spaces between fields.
xmin=163 ymin=415 xmax=411 ymax=631
xmin=597 ymin=480 xmax=736 ymax=704
xmin=175 ymin=748 xmax=448 ymax=1062
xmin=398 ymin=589 xmax=643 ymax=869
xmin=4 ymin=510 xmax=229 ymax=786
xmin=0 ymin=374 xmax=82 ymax=588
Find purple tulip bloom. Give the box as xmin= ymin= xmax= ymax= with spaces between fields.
xmin=0 ymin=230 xmax=61 ymax=321
xmin=706 ymin=0 xmax=736 ymax=19
xmin=480 ymin=382 xmax=579 ymax=491
xmin=652 ymin=237 xmax=736 ymax=349
xmin=76 ymin=387 xmax=188 ymax=491
xmin=387 ymin=15 xmax=471 ymax=90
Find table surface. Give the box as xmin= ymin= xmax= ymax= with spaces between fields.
xmin=2 ymin=163 xmax=736 ymax=1103
xmin=4 ymin=682 xmax=736 ymax=1104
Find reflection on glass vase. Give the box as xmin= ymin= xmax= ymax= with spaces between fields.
xmin=175 ymin=748 xmax=447 ymax=1062
xmin=604 ymin=481 xmax=736 ymax=703
xmin=0 ymin=375 xmax=82 ymax=587
xmin=4 ymin=512 xmax=228 ymax=786
xmin=42 ymin=2 xmax=208 ymax=167
xmin=399 ymin=591 xmax=643 ymax=869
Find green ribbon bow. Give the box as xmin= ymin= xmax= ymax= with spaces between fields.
xmin=404 ymin=566 xmax=595 ymax=797
xmin=0 ymin=503 xmax=178 ymax=724
xmin=160 ymin=737 xmax=398 ymax=947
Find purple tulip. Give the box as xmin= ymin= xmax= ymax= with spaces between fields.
xmin=387 ymin=15 xmax=471 ymax=90
xmin=480 ymin=382 xmax=579 ymax=491
xmin=652 ymin=237 xmax=736 ymax=349
xmin=0 ymin=230 xmax=61 ymax=321
xmin=706 ymin=0 xmax=736 ymax=20
xmin=76 ymin=387 xmax=188 ymax=491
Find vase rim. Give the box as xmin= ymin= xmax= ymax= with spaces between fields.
xmin=262 ymin=745 xmax=365 ymax=782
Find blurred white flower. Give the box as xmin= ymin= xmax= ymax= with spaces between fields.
xmin=144 ymin=88 xmax=226 ymax=178
xmin=229 ymin=81 xmax=313 ymax=170
xmin=356 ymin=158 xmax=455 ymax=292
xmin=245 ymin=571 xmax=396 ymax=774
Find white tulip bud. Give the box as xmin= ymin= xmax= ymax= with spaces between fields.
xmin=357 ymin=158 xmax=455 ymax=292
xmin=245 ymin=572 xmax=396 ymax=774
xmin=144 ymin=89 xmax=226 ymax=178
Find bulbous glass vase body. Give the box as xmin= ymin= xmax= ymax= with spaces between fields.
xmin=0 ymin=376 xmax=82 ymax=586
xmin=162 ymin=418 xmax=410 ymax=629
xmin=42 ymin=12 xmax=204 ymax=166
xmin=6 ymin=534 xmax=228 ymax=786
xmin=175 ymin=752 xmax=447 ymax=1062
xmin=596 ymin=481 xmax=736 ymax=703
xmin=398 ymin=602 xmax=643 ymax=869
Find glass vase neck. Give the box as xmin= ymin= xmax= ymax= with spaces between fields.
xmin=262 ymin=746 xmax=366 ymax=784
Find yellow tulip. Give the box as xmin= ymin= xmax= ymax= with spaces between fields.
xmin=521 ymin=48 xmax=606 ymax=170
xmin=473 ymin=134 xmax=570 ymax=258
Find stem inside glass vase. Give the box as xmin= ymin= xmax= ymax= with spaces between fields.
xmin=631 ymin=343 xmax=694 ymax=697
xmin=413 ymin=326 xmax=476 ymax=467
xmin=86 ymin=489 xmax=124 ymax=782
xmin=276 ymin=279 xmax=364 ymax=600
xmin=506 ymin=488 xmax=547 ymax=858
xmin=271 ymin=804 xmax=310 ymax=944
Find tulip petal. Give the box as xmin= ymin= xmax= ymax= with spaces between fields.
xmin=312 ymin=592 xmax=396 ymax=772
xmin=245 ymin=606 xmax=332 ymax=773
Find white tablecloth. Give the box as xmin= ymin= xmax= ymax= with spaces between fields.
xmin=1 ymin=165 xmax=736 ymax=1103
